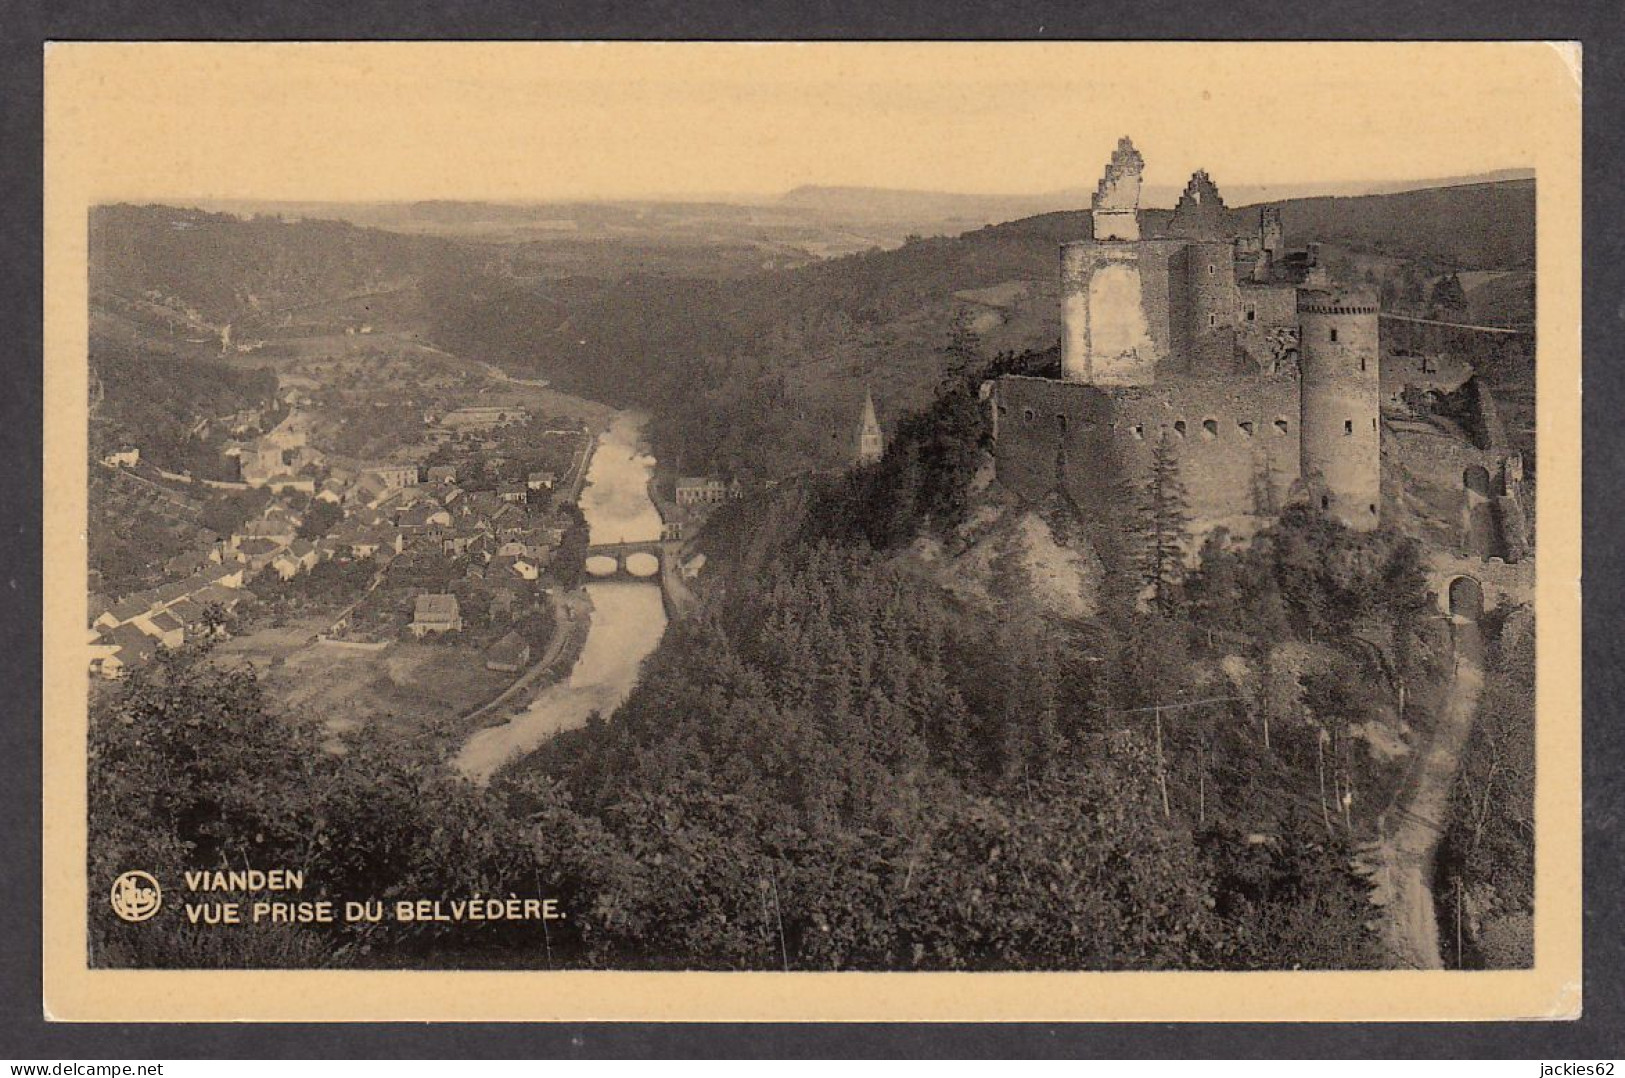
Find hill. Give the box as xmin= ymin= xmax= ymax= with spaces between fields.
xmin=89 ymin=204 xmax=468 ymax=331
xmin=424 ymin=179 xmax=1535 ymax=478
xmin=90 ymin=178 xmax=1535 ymax=481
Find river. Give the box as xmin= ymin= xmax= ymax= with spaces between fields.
xmin=455 ymin=411 xmax=669 ymax=783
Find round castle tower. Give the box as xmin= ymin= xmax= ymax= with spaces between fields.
xmin=1297 ymin=283 xmax=1381 ymax=531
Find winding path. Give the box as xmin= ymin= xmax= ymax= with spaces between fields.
xmin=1364 ymin=620 xmax=1485 ymax=969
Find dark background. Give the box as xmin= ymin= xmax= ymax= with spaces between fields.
xmin=2 ymin=0 xmax=1621 ymax=1058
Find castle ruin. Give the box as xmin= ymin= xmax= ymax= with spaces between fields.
xmin=992 ymin=137 xmax=1383 ymax=553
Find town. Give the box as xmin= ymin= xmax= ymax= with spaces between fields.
xmin=86 ymin=356 xmax=736 ymax=741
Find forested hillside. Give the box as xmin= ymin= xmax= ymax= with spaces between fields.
xmin=421 ymin=180 xmax=1536 ymax=479
xmin=91 ymin=356 xmax=1467 ymax=972
xmin=90 ymin=204 xmax=466 ymax=328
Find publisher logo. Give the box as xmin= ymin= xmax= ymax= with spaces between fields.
xmin=110 ymin=871 xmax=162 ymax=922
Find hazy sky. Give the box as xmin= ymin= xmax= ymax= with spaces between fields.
xmin=47 ymin=42 xmax=1575 ymax=202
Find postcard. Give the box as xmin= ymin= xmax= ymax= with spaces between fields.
xmin=42 ymin=41 xmax=1581 ymax=1021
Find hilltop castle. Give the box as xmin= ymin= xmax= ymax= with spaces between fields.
xmin=990 ymin=137 xmax=1382 ymax=549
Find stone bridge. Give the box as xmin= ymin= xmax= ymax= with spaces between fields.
xmin=583 ymin=540 xmax=664 ymax=580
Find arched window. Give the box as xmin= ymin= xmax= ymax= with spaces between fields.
xmin=1173 ymin=420 xmax=1187 ymax=438
xmin=1321 ymin=495 xmax=1330 ymax=510
xmin=1274 ymin=418 xmax=1290 ymax=436
xmin=1057 ymin=414 xmax=1068 ymax=432
xmin=1023 ymin=408 xmax=1035 ymax=423
xmin=1238 ymin=420 xmax=1255 ymax=437
xmin=1344 ymin=419 xmax=1354 ymax=435
xmin=1246 ymin=306 xmax=1256 ymax=322
xmin=1202 ymin=419 xmax=1218 ymax=440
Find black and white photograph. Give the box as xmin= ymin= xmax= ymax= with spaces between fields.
xmin=43 ymin=41 xmax=1580 ymax=1020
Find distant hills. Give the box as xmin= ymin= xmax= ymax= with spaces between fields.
xmin=777 ymin=168 xmax=1536 ymax=230
xmin=91 ymin=174 xmax=1536 ymax=480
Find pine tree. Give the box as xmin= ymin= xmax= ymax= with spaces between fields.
xmin=1140 ymin=433 xmax=1191 ymax=616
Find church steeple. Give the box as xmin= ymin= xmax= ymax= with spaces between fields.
xmin=855 ymin=390 xmax=885 ymax=465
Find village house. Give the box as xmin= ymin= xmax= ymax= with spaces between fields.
xmin=270 ymin=540 xmax=322 ymax=581
xmin=234 ymin=538 xmax=287 ymax=573
xmin=101 ymin=446 xmax=141 ymax=468
xmin=232 ymin=516 xmax=298 ymax=549
xmin=96 ymin=623 xmax=158 ymax=678
xmin=134 ymin=608 xmax=186 ymax=649
xmin=397 ymin=503 xmax=454 ymax=533
xmin=411 ymin=593 xmax=463 ymax=637
xmin=492 ymin=554 xmax=541 ymax=581
xmin=165 ymin=549 xmax=214 ymax=578
xmin=483 ymin=632 xmax=531 ymax=673
xmin=526 ymin=470 xmax=556 ymax=492
xmin=426 ymin=464 xmax=459 ymax=485
xmin=367 ymin=464 xmax=420 ymax=491
xmin=167 ymin=597 xmax=209 ymax=633
xmin=315 ymin=477 xmax=348 ymax=505
xmin=498 ymin=483 xmax=528 ymax=505
xmin=96 ymin=595 xmax=153 ymax=632
xmin=675 ymin=476 xmax=738 ymax=506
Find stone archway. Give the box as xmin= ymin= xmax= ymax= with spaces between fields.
xmin=1463 ymin=464 xmax=1492 ymax=497
xmin=1447 ymin=575 xmax=1484 ymax=620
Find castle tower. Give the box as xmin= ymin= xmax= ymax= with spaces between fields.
xmin=1297 ymin=283 xmax=1381 ymax=530
xmin=1251 ymin=207 xmax=1284 ymax=283
xmin=855 ymin=390 xmax=885 ymax=465
xmin=1062 ymin=137 xmax=1159 ymax=386
xmin=1259 ymin=206 xmax=1283 ymax=260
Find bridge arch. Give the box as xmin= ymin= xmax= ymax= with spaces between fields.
xmin=1463 ymin=464 xmax=1492 ymax=496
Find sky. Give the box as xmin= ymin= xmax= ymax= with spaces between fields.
xmin=46 ymin=42 xmax=1577 ymax=202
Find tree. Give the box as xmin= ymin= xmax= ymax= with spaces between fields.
xmin=297 ymin=498 xmax=342 ymax=539
xmin=1139 ymin=433 xmax=1190 ymax=616
xmin=1428 ymin=273 xmax=1469 ymax=317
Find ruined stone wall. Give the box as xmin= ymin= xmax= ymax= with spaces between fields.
xmin=1105 ymin=377 xmax=1303 ymax=540
xmin=1427 ymin=551 xmax=1534 ymax=615
xmin=1060 ymin=239 xmax=1183 ymax=385
xmin=1236 ymin=283 xmax=1299 ymax=372
xmin=992 ymin=374 xmax=1302 ymax=545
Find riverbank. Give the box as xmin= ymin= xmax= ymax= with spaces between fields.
xmin=453 ymin=410 xmax=670 ymax=784
xmin=460 ymin=589 xmax=593 ymax=731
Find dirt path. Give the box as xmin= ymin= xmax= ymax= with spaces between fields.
xmin=1362 ymin=621 xmax=1485 ymax=969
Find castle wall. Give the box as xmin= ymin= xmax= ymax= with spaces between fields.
xmin=1236 ymin=283 xmax=1299 ymax=372
xmin=1061 ymin=241 xmax=1179 ymax=385
xmin=993 ymin=374 xmax=1302 ymax=546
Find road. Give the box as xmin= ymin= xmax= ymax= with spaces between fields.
xmin=1378 ymin=312 xmax=1531 ymax=335
xmin=459 ymin=590 xmax=582 ymax=728
xmin=1363 ymin=620 xmax=1485 ymax=969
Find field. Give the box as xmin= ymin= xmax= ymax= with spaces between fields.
xmin=213 ymin=619 xmax=513 ymax=743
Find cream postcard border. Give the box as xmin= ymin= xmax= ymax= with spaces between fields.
xmin=41 ymin=41 xmax=1583 ymax=1022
